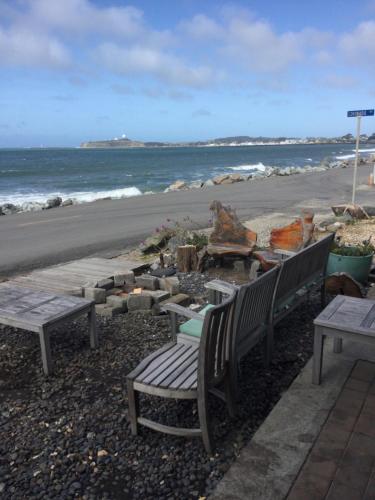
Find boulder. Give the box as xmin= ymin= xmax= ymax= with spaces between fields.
xmin=140 ymin=228 xmax=174 ymax=254
xmin=45 ymin=196 xmax=62 ymax=209
xmin=62 ymin=198 xmax=73 ymax=207
xmin=1 ymin=203 xmax=18 ymax=215
xmin=189 ymin=181 xmax=204 ymax=189
xmin=212 ymin=174 xmax=244 ymax=185
xmin=165 ymin=180 xmax=188 ymax=192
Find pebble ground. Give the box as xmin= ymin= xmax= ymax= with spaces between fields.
xmin=0 ymin=273 xmax=321 ymax=500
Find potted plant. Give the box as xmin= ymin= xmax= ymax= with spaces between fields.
xmin=327 ymin=237 xmax=374 ymax=284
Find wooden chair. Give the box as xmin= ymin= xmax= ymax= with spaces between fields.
xmin=126 ymin=293 xmax=237 ymax=454
xmin=166 ymin=268 xmax=281 ymax=400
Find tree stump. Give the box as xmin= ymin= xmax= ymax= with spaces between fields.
xmin=325 ymin=272 xmax=364 ymax=298
xmin=177 ymin=245 xmax=198 ymax=273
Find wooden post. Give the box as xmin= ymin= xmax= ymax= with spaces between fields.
xmin=177 ymin=245 xmax=198 ymax=272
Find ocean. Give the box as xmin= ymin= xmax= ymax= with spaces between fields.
xmin=1 ymin=143 xmax=374 ymax=210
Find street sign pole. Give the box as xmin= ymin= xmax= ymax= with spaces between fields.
xmin=347 ymin=109 xmax=374 ymax=206
xmin=352 ymin=115 xmax=361 ymax=204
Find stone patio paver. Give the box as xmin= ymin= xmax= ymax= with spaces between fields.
xmin=211 ymin=339 xmax=375 ymax=500
xmin=287 ymin=360 xmax=375 ymax=499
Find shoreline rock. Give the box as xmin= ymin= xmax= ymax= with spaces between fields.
xmin=1 ymin=155 xmax=374 ymax=217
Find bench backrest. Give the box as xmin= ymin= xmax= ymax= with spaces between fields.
xmin=232 ymin=266 xmax=280 ymax=360
xmin=273 ymin=233 xmax=334 ymax=314
xmin=198 ymin=291 xmax=237 ymax=389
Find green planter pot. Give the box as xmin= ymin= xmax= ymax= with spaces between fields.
xmin=327 ymin=251 xmax=373 ymax=284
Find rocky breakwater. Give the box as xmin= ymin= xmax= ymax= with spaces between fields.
xmin=0 ymin=196 xmax=75 ymax=217
xmin=164 ymin=155 xmax=375 ymax=193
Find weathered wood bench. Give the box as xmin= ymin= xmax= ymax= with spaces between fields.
xmin=165 ymin=267 xmax=280 ymax=401
xmin=0 ymin=283 xmax=98 ymax=375
xmin=174 ymin=234 xmax=334 ymax=366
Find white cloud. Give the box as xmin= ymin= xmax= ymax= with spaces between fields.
xmin=180 ymin=14 xmax=223 ymax=40
xmin=320 ymin=74 xmax=359 ymax=89
xmin=0 ymin=26 xmax=70 ymax=67
xmin=96 ymin=43 xmax=215 ymax=88
xmin=313 ymin=50 xmax=333 ymax=65
xmin=340 ymin=21 xmax=375 ymax=67
xmin=222 ymin=18 xmax=302 ymax=72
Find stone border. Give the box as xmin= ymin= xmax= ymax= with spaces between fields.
xmin=211 ymin=338 xmax=375 ymax=500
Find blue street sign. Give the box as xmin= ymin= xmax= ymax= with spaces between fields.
xmin=347 ymin=109 xmax=374 ymax=117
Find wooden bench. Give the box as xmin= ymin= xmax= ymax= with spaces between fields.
xmin=173 ymin=234 xmax=334 ymax=366
xmin=0 ymin=283 xmax=98 ymax=375
xmin=126 ymin=294 xmax=237 ymax=454
xmin=164 ymin=267 xmax=280 ymax=400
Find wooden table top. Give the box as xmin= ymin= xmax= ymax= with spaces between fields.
xmin=0 ymin=283 xmax=92 ymax=332
xmin=314 ymin=295 xmax=375 ymax=336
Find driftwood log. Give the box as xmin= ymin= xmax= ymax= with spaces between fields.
xmin=331 ymin=204 xmax=369 ymax=220
xmin=325 ymin=272 xmax=364 ymax=298
xmin=177 ymin=245 xmax=198 ymax=272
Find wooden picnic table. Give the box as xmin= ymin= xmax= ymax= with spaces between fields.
xmin=313 ymin=295 xmax=375 ymax=384
xmin=0 ymin=283 xmax=98 ymax=375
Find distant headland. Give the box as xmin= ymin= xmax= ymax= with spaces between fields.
xmin=80 ymin=133 xmax=375 ymax=149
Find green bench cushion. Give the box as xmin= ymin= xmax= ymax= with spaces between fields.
xmin=179 ymin=304 xmax=214 ymax=338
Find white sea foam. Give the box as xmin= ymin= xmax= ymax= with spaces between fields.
xmin=229 ymin=162 xmax=268 ymax=172
xmin=305 ymin=158 xmax=313 ymax=161
xmin=356 ymin=148 xmax=375 ymax=153
xmin=0 ymin=186 xmax=142 ymax=210
xmin=336 ymin=154 xmax=355 ymax=160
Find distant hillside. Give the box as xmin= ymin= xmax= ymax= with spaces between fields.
xmin=80 ymin=134 xmax=375 ymax=148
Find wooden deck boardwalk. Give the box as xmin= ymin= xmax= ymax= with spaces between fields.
xmin=6 ymin=257 xmax=144 ymax=296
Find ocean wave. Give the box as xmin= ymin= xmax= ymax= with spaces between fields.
xmin=229 ymin=162 xmax=269 ymax=172
xmin=68 ymin=187 xmax=142 ymax=202
xmin=336 ymin=154 xmax=355 ymax=160
xmin=356 ymin=148 xmax=375 ymax=153
xmin=305 ymin=158 xmax=313 ymax=161
xmin=0 ymin=186 xmax=143 ymax=210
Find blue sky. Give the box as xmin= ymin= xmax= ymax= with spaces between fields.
xmin=1 ymin=0 xmax=375 ymax=147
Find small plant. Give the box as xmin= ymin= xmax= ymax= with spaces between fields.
xmin=331 ymin=237 xmax=374 ymax=257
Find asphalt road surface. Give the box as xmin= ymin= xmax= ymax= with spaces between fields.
xmin=1 ymin=165 xmax=373 ymax=276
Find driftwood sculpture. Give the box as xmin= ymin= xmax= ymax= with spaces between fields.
xmin=254 ymin=211 xmax=315 ymax=271
xmin=198 ymin=201 xmax=257 ymax=270
xmin=209 ymin=200 xmax=257 ymax=249
xmin=270 ymin=211 xmax=314 ymax=252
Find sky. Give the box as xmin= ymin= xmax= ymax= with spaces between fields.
xmin=1 ymin=0 xmax=375 ymax=147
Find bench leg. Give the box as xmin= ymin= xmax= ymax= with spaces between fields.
xmin=39 ymin=328 xmax=53 ymax=376
xmin=264 ymin=325 xmax=274 ymax=367
xmin=320 ymin=282 xmax=327 ymax=309
xmin=88 ymin=305 xmax=99 ymax=349
xmin=127 ymin=379 xmax=139 ymax=435
xmin=197 ymin=390 xmax=213 ymax=455
xmin=224 ymin=369 xmax=238 ymax=418
xmin=312 ymin=326 xmax=324 ymax=385
xmin=333 ymin=338 xmax=343 ymax=353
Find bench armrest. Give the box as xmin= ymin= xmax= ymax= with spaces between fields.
xmin=273 ymin=248 xmax=297 ymax=258
xmin=161 ymin=303 xmax=204 ymax=321
xmin=204 ymin=279 xmax=239 ymax=296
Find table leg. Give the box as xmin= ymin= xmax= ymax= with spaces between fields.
xmin=88 ymin=304 xmax=99 ymax=349
xmin=39 ymin=327 xmax=53 ymax=375
xmin=333 ymin=338 xmax=343 ymax=353
xmin=312 ymin=326 xmax=324 ymax=385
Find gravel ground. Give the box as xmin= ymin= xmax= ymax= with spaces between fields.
xmin=0 ymin=273 xmax=321 ymax=500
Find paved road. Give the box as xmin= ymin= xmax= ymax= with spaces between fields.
xmin=0 ymin=166 xmax=373 ymax=276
